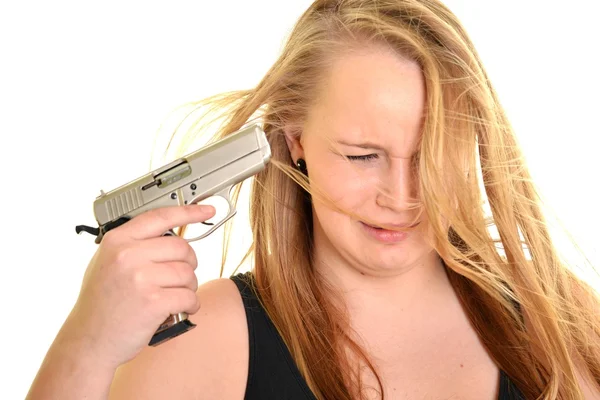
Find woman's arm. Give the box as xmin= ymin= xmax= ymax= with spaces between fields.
xmin=25 ymin=311 xmax=118 ymax=400
xmin=26 ymin=277 xmax=248 ymax=400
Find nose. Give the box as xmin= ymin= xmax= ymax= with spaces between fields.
xmin=375 ymin=159 xmax=417 ymax=212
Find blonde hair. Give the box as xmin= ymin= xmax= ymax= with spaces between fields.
xmin=158 ymin=0 xmax=600 ymax=398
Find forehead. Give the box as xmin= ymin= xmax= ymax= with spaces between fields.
xmin=306 ymin=46 xmax=426 ymax=156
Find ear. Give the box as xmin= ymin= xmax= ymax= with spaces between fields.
xmin=283 ymin=125 xmax=305 ymax=164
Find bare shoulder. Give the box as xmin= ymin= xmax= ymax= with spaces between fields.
xmin=109 ymin=277 xmax=249 ymax=400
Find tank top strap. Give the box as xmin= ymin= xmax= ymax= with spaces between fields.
xmin=230 ymin=271 xmax=317 ymax=400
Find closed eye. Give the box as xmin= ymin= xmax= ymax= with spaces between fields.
xmin=347 ymin=154 xmax=379 ymax=161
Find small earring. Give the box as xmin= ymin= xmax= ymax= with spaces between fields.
xmin=296 ymin=158 xmax=308 ymax=175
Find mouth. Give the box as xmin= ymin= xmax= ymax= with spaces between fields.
xmin=363 ymin=221 xmax=420 ymax=231
xmin=359 ymin=221 xmax=417 ymax=243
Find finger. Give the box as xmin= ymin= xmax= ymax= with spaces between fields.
xmin=120 ymin=204 xmax=216 ymax=241
xmin=133 ymin=236 xmax=198 ymax=267
xmin=138 ymin=261 xmax=198 ymax=291
xmin=152 ymin=288 xmax=201 ymax=317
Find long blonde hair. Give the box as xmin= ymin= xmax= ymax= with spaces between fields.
xmin=157 ymin=0 xmax=600 ymax=398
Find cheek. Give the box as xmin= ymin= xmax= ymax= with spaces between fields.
xmin=311 ymin=161 xmax=373 ymax=205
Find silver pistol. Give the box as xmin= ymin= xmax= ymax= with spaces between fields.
xmin=76 ymin=123 xmax=271 ymax=346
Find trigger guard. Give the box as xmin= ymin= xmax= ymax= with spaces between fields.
xmin=184 ymin=186 xmax=235 ymax=242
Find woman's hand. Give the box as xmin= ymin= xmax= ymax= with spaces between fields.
xmin=66 ymin=204 xmax=216 ymax=370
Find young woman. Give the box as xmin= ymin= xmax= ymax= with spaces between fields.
xmin=26 ymin=0 xmax=600 ymax=399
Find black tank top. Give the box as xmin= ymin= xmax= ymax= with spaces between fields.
xmin=231 ymin=271 xmax=525 ymax=400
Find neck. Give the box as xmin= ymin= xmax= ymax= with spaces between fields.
xmin=312 ymin=224 xmax=452 ymax=319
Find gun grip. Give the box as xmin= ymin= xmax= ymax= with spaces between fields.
xmin=148 ymin=230 xmax=196 ymax=346
xmin=148 ymin=312 xmax=196 ymax=346
xmin=98 ymin=217 xmax=197 ymax=346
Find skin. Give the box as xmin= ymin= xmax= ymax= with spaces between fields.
xmin=285 ymin=44 xmax=450 ymax=318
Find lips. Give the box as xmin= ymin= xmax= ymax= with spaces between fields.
xmin=359 ymin=221 xmax=412 ymax=243
xmin=366 ymin=224 xmax=386 ymax=230
xmin=365 ymin=221 xmax=420 ymax=230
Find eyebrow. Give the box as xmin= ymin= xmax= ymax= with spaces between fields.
xmin=335 ymin=140 xmax=385 ymax=150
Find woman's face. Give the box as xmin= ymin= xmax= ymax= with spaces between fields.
xmin=286 ymin=45 xmax=436 ymax=276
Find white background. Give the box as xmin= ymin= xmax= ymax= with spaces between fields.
xmin=1 ymin=1 xmax=599 ymax=398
